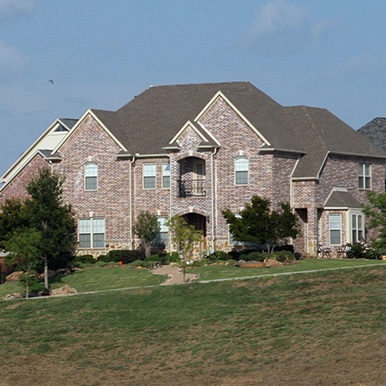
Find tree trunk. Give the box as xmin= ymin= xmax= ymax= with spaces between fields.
xmin=44 ymin=256 xmax=49 ymax=291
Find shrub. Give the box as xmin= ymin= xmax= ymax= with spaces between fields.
xmin=346 ymin=243 xmax=380 ymax=260
xmin=273 ymin=250 xmax=295 ymax=263
xmin=144 ymin=254 xmax=161 ymax=262
xmin=97 ymin=254 xmax=111 ymax=262
xmin=74 ymin=255 xmax=96 ymax=265
xmin=107 ymin=249 xmax=145 ymax=264
xmin=240 ymin=251 xmax=265 ymax=261
xmin=206 ymin=251 xmax=230 ymax=262
xmin=160 ymin=252 xmax=181 ymax=265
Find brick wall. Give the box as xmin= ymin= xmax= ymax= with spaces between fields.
xmin=0 ymin=153 xmax=49 ymax=204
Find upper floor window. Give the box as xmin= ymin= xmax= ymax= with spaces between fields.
xmin=79 ymin=217 xmax=105 ymax=248
xmin=235 ymin=157 xmax=249 ymax=185
xmin=85 ymin=163 xmax=98 ymax=191
xmin=162 ymin=162 xmax=170 ymax=189
xmin=329 ymin=214 xmax=341 ymax=245
xmin=358 ymin=163 xmax=371 ymax=189
xmin=143 ymin=163 xmax=156 ymax=189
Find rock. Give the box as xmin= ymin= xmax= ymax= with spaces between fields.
xmin=5 ymin=271 xmax=24 ymax=282
xmin=239 ymin=261 xmax=265 ymax=268
xmin=51 ymin=285 xmax=77 ymax=296
xmin=264 ymin=259 xmax=283 ymax=267
xmin=3 ymin=293 xmax=22 ymax=300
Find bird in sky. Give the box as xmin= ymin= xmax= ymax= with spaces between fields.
xmin=48 ymin=80 xmax=54 ymax=84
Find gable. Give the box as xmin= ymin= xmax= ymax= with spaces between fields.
xmin=1 ymin=118 xmax=75 ymax=183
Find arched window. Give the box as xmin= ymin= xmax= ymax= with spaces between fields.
xmin=85 ymin=163 xmax=98 ymax=191
xmin=235 ymin=157 xmax=249 ymax=185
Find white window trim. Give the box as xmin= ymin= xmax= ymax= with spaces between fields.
xmin=84 ymin=162 xmax=98 ymax=191
xmin=358 ymin=163 xmax=371 ymax=190
xmin=329 ymin=213 xmax=342 ymax=246
xmin=162 ymin=162 xmax=170 ymax=189
xmin=348 ymin=209 xmax=365 ymax=244
xmin=78 ymin=217 xmax=105 ymax=249
xmin=234 ymin=157 xmax=249 ymax=186
xmin=143 ymin=163 xmax=156 ymax=190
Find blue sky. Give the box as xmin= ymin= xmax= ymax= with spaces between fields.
xmin=1 ymin=0 xmax=386 ymax=175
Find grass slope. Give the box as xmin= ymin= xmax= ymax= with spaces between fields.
xmin=0 ymin=264 xmax=385 ymax=385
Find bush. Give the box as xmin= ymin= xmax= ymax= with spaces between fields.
xmin=346 ymin=243 xmax=380 ymax=260
xmin=273 ymin=250 xmax=295 ymax=263
xmin=107 ymin=249 xmax=145 ymax=264
xmin=97 ymin=254 xmax=111 ymax=262
xmin=144 ymin=254 xmax=161 ymax=262
xmin=205 ymin=251 xmax=230 ymax=262
xmin=74 ymin=255 xmax=96 ymax=265
xmin=160 ymin=252 xmax=181 ymax=265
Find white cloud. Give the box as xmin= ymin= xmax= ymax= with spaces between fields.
xmin=0 ymin=0 xmax=36 ymax=20
xmin=0 ymin=39 xmax=27 ymax=71
xmin=245 ymin=0 xmax=335 ymax=55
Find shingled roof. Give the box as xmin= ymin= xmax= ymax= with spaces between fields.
xmin=358 ymin=117 xmax=386 ymax=152
xmin=91 ymin=81 xmax=386 ymax=178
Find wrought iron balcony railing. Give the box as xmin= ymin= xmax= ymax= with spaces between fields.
xmin=178 ymin=179 xmax=206 ymax=197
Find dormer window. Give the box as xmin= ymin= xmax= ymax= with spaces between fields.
xmin=85 ymin=163 xmax=98 ymax=191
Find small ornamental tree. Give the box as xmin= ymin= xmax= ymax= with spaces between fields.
xmin=167 ymin=216 xmax=202 ymax=282
xmin=133 ymin=211 xmax=160 ymax=258
xmin=24 ymin=168 xmax=77 ymax=291
xmin=222 ymin=195 xmax=299 ymax=253
xmin=4 ymin=228 xmax=42 ymax=298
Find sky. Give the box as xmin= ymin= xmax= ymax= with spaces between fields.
xmin=1 ymin=0 xmax=386 ymax=176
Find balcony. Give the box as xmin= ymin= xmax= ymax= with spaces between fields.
xmin=178 ymin=179 xmax=206 ymax=197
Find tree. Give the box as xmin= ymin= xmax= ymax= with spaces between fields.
xmin=363 ymin=191 xmax=386 ymax=251
xmin=24 ymin=168 xmax=77 ymax=291
xmin=167 ymin=216 xmax=202 ymax=282
xmin=4 ymin=228 xmax=42 ymax=298
xmin=222 ymin=195 xmax=299 ymax=253
xmin=133 ymin=211 xmax=160 ymax=258
xmin=0 ymin=198 xmax=29 ymax=250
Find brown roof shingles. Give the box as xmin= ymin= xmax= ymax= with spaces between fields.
xmin=91 ymin=81 xmax=386 ymax=178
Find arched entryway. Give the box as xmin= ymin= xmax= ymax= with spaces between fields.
xmin=181 ymin=212 xmax=207 ymax=253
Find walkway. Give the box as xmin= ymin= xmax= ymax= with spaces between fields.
xmin=151 ymin=265 xmax=200 ymax=285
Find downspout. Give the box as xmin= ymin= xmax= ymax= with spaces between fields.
xmin=129 ymin=156 xmax=136 ymax=248
xmin=290 ymin=156 xmax=301 ymax=246
xmin=210 ymin=147 xmax=218 ymax=252
xmin=168 ymin=153 xmax=172 ymax=252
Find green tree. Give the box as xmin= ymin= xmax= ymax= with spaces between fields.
xmin=0 ymin=198 xmax=28 ymax=250
xmin=24 ymin=168 xmax=77 ymax=291
xmin=167 ymin=216 xmax=202 ymax=282
xmin=363 ymin=191 xmax=386 ymax=251
xmin=4 ymin=228 xmax=42 ymax=298
xmin=222 ymin=195 xmax=299 ymax=253
xmin=133 ymin=211 xmax=160 ymax=257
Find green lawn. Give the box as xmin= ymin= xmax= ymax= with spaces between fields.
xmin=190 ymin=258 xmax=386 ymax=281
xmin=1 ymin=258 xmax=385 ymax=298
xmin=0 ymin=264 xmax=385 ymax=385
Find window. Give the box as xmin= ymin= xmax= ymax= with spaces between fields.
xmin=358 ymin=163 xmax=371 ymax=189
xmin=351 ymin=213 xmax=364 ymax=243
xmin=85 ymin=163 xmax=98 ymax=190
xmin=162 ymin=162 xmax=170 ymax=189
xmin=235 ymin=157 xmax=249 ymax=185
xmin=329 ymin=214 xmax=341 ymax=245
xmin=79 ymin=217 xmax=105 ymax=248
xmin=152 ymin=216 xmax=169 ymax=249
xmin=143 ymin=163 xmax=156 ymax=189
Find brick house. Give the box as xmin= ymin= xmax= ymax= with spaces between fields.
xmin=1 ymin=82 xmax=385 ymax=257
